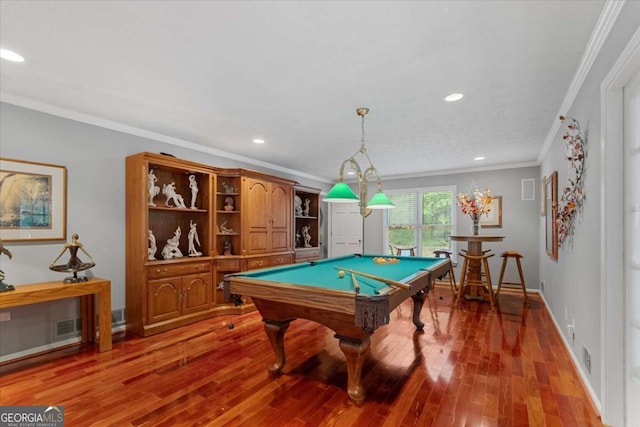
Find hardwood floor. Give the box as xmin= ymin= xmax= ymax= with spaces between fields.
xmin=0 ymin=285 xmax=603 ymax=426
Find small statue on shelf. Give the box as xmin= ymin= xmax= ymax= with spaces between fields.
xmin=188 ymin=175 xmax=199 ymax=209
xmin=294 ymin=195 xmax=303 ymax=216
xmin=0 ymin=239 xmax=15 ymax=292
xmin=301 ymin=225 xmax=312 ymax=248
xmin=219 ymin=221 xmax=234 ymax=234
xmin=161 ymin=226 xmax=183 ymax=259
xmin=222 ymin=182 xmax=235 ymax=194
xmin=223 ymin=239 xmax=232 ymax=255
xmin=188 ymin=220 xmax=202 ymax=257
xmin=224 ymin=196 xmax=234 ymax=211
xmin=163 ymin=182 xmax=186 ymax=208
xmin=303 ymin=199 xmax=311 ymax=216
xmin=49 ymin=233 xmax=96 ymax=283
xmin=148 ymin=170 xmax=160 ymax=206
xmin=148 ymin=229 xmax=157 ymax=261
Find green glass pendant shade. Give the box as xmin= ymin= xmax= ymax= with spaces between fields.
xmin=366 ymin=191 xmax=395 ymax=209
xmin=322 ymin=182 xmax=359 ymax=203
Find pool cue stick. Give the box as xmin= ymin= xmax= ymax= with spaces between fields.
xmin=334 ymin=266 xmax=412 ymax=290
xmin=350 ymin=272 xmax=361 ymax=294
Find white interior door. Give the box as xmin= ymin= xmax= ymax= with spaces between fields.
xmin=625 ymin=69 xmax=640 ymax=427
xmin=328 ymin=203 xmax=363 ymax=257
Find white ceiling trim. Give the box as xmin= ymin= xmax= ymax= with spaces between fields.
xmin=538 ymin=0 xmax=625 ymax=163
xmin=0 ymin=92 xmax=333 ymax=184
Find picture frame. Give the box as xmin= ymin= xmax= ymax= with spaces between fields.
xmin=479 ymin=195 xmax=502 ymax=228
xmin=0 ymin=158 xmax=67 ymax=242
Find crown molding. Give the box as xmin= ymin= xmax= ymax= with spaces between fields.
xmin=0 ymin=93 xmax=333 ymax=184
xmin=538 ymin=0 xmax=626 ymax=163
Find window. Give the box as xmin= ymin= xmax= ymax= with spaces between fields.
xmin=384 ymin=186 xmax=456 ymax=257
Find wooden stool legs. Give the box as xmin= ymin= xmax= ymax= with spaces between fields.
xmin=496 ymin=251 xmax=528 ymax=304
xmin=456 ymin=253 xmax=496 ymax=311
xmin=433 ymin=250 xmax=457 ymax=296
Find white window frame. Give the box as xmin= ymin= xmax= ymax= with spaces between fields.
xmin=382 ymin=185 xmax=458 ymax=258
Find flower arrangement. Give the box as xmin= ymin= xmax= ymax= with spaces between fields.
xmin=456 ymin=185 xmax=492 ymax=234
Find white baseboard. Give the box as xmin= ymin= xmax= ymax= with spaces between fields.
xmin=535 ymin=290 xmax=602 ymax=414
xmin=0 ymin=324 xmax=125 ymax=364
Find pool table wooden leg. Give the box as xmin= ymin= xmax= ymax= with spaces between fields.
xmin=337 ymin=335 xmax=371 ymax=404
xmin=411 ymin=289 xmax=427 ymax=330
xmin=263 ymin=319 xmax=291 ymax=376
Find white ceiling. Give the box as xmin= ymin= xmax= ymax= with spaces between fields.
xmin=0 ymin=1 xmax=606 ymax=182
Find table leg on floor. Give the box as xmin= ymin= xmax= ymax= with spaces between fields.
xmin=263 ymin=319 xmax=291 ymax=376
xmin=336 ymin=335 xmax=371 ymax=404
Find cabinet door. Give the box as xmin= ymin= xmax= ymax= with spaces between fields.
xmin=270 ymin=183 xmax=291 ymax=252
xmin=182 ymin=273 xmax=211 ymax=315
xmin=243 ymin=177 xmax=269 ymax=254
xmin=148 ymin=277 xmax=182 ymax=324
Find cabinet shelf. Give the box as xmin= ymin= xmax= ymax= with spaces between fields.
xmin=294 ymin=186 xmax=321 ymax=262
xmin=149 ymin=206 xmax=208 ymax=213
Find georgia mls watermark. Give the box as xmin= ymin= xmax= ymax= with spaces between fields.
xmin=0 ymin=406 xmax=64 ymax=427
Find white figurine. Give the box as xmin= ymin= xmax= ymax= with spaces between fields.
xmin=148 ymin=170 xmax=160 ymax=206
xmin=148 ymin=229 xmax=157 ymax=261
xmin=162 ymin=182 xmax=187 ymax=208
xmin=222 ymin=182 xmax=235 ymax=193
xmin=294 ymin=196 xmax=303 ymax=216
xmin=161 ymin=226 xmax=183 ymax=259
xmin=188 ymin=220 xmax=202 ymax=256
xmin=301 ymin=225 xmax=312 ymax=248
xmin=188 ymin=175 xmax=199 ymax=209
xmin=303 ymin=199 xmax=311 ymax=216
xmin=219 ymin=221 xmax=234 ymax=234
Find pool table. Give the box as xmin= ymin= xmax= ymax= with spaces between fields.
xmin=223 ymin=253 xmax=451 ymax=403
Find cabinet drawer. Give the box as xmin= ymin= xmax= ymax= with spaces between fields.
xmin=216 ymin=258 xmax=241 ymax=271
xmin=270 ymin=254 xmax=292 ymax=266
xmin=295 ymin=248 xmax=320 ymax=263
xmin=148 ymin=262 xmax=210 ymax=279
xmin=246 ymin=256 xmax=270 ymax=270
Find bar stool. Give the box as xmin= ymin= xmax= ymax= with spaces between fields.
xmin=496 ymin=251 xmax=528 ymax=304
xmin=457 ymin=252 xmax=496 ymax=311
xmin=433 ymin=249 xmax=457 ymax=296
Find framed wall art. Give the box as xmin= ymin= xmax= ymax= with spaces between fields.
xmin=0 ymin=158 xmax=67 ymax=242
xmin=544 ymin=171 xmax=558 ymax=260
xmin=479 ymin=195 xmax=502 ymax=228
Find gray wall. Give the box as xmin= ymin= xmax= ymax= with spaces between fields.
xmin=0 ymin=102 xmax=330 ymax=357
xmin=538 ymin=2 xmax=639 ymax=424
xmin=363 ymin=167 xmax=540 ymax=291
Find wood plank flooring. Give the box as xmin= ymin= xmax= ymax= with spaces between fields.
xmin=0 ymin=285 xmax=603 ymax=426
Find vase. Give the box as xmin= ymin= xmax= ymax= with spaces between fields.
xmin=471 ymin=215 xmax=480 ymax=235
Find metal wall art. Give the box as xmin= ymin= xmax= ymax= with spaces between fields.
xmin=557 ymin=116 xmax=586 ymax=247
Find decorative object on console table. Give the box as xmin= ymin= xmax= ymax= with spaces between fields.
xmin=557 ymin=116 xmax=586 ymax=247
xmin=456 ymin=184 xmax=492 ymax=235
xmin=49 ymin=233 xmax=96 ymax=283
xmin=0 ymin=158 xmax=67 ymax=242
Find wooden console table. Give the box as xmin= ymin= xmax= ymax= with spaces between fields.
xmin=0 ymin=277 xmax=112 ymax=352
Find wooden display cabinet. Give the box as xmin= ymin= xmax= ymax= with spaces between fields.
xmin=242 ymin=172 xmax=294 ymax=256
xmin=126 ymin=152 xmax=219 ymax=337
xmin=293 ymin=186 xmax=321 ymax=262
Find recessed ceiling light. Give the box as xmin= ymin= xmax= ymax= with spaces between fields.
xmin=0 ymin=48 xmax=24 ymax=62
xmin=252 ymin=139 xmax=265 ymax=144
xmin=444 ymin=93 xmax=464 ymax=102
xmin=474 ymin=156 xmax=485 ymax=161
